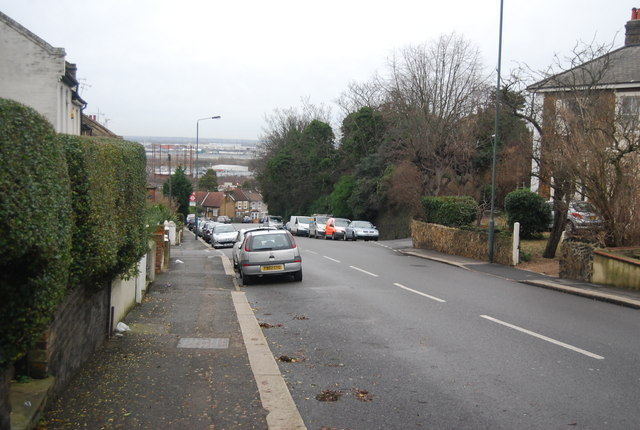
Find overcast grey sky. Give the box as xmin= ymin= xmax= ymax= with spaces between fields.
xmin=1 ymin=1 xmax=632 ymax=140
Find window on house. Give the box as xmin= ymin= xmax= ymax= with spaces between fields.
xmin=619 ymin=95 xmax=640 ymax=127
xmin=555 ymin=98 xmax=576 ymax=133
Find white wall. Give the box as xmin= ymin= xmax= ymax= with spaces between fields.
xmin=0 ymin=14 xmax=81 ymax=134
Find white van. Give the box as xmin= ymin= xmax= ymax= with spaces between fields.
xmin=289 ymin=215 xmax=312 ymax=237
xmin=261 ymin=215 xmax=284 ymax=229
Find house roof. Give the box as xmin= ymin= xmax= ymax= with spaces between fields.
xmin=201 ymin=191 xmax=224 ymax=208
xmin=0 ymin=11 xmax=66 ymax=57
xmin=529 ymin=44 xmax=640 ymax=92
xmin=232 ymin=189 xmax=249 ymax=201
xmin=81 ymin=114 xmax=119 ymax=137
xmin=244 ymin=190 xmax=263 ymax=202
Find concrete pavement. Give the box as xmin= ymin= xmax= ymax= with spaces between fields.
xmin=38 ymin=232 xmax=304 ymax=430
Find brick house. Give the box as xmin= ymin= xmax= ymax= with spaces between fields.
xmin=528 ymin=9 xmax=640 ymax=198
xmin=244 ymin=190 xmax=268 ymax=221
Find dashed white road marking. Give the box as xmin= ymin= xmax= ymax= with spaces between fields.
xmin=480 ymin=315 xmax=604 ymax=360
xmin=394 ymin=283 xmax=446 ymax=303
xmin=323 ymin=256 xmax=341 ymax=263
xmin=305 ymin=250 xmax=319 ymax=255
xmin=349 ymin=266 xmax=379 ymax=277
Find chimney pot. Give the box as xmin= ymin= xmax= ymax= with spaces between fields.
xmin=626 ymin=8 xmax=640 ymax=45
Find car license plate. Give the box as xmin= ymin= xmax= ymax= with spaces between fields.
xmin=261 ymin=264 xmax=284 ymax=272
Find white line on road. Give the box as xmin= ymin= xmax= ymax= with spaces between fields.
xmin=394 ymin=283 xmax=446 ymax=303
xmin=349 ymin=266 xmax=379 ymax=277
xmin=480 ymin=315 xmax=604 ymax=360
xmin=305 ymin=250 xmax=318 ymax=255
xmin=323 ymin=256 xmax=341 ymax=263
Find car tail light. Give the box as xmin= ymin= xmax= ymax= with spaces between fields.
xmin=571 ymin=212 xmax=583 ymax=219
xmin=287 ymin=232 xmax=297 ymax=248
xmin=245 ymin=234 xmax=252 ymax=251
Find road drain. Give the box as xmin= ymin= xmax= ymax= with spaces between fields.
xmin=177 ymin=338 xmax=229 ymax=349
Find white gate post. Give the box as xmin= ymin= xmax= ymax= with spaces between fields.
xmin=512 ymin=222 xmax=520 ymax=265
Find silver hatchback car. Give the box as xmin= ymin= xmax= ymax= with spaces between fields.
xmin=237 ymin=230 xmax=302 ymax=285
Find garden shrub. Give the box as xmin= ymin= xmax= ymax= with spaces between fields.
xmin=0 ymin=99 xmax=72 ymax=369
xmin=59 ymin=135 xmax=148 ymax=286
xmin=421 ymin=196 xmax=478 ymax=228
xmin=504 ymin=188 xmax=551 ymax=239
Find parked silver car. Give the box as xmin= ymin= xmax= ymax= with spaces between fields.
xmin=344 ymin=220 xmax=379 ymax=241
xmin=211 ymin=223 xmax=237 ymax=248
xmin=309 ymin=215 xmax=330 ymax=239
xmin=232 ymin=227 xmax=277 ymax=270
xmin=566 ymin=201 xmax=603 ymax=232
xmin=237 ymin=230 xmax=302 ymax=285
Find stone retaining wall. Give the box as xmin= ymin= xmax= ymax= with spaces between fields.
xmin=559 ymin=241 xmax=596 ymax=282
xmin=411 ymin=220 xmax=513 ymax=266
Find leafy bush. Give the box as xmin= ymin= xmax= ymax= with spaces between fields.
xmin=146 ymin=203 xmax=182 ymax=234
xmin=60 ymin=135 xmax=148 ymax=286
xmin=0 ymin=99 xmax=72 ymax=368
xmin=504 ymin=188 xmax=551 ymax=239
xmin=421 ymin=196 xmax=478 ymax=227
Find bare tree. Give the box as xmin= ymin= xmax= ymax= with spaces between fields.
xmin=335 ymin=75 xmax=386 ymax=117
xmin=381 ymin=33 xmax=489 ymax=196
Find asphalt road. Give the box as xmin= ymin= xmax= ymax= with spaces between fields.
xmin=218 ymin=228 xmax=640 ymax=429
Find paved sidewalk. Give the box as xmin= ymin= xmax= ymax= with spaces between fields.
xmin=42 ymin=234 xmax=270 ymax=430
xmin=400 ymin=247 xmax=640 ymax=309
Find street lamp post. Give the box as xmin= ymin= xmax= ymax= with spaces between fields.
xmin=488 ymin=0 xmax=504 ymax=263
xmin=194 ymin=115 xmax=221 ymax=239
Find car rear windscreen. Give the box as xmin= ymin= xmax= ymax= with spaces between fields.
xmin=248 ymin=233 xmax=293 ymax=251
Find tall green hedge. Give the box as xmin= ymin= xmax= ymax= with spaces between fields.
xmin=0 ymin=99 xmax=72 ymax=369
xmin=0 ymin=98 xmax=148 ymax=369
xmin=421 ymin=195 xmax=478 ymax=228
xmin=59 ymin=136 xmax=147 ymax=287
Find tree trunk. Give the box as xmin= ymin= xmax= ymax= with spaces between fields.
xmin=543 ymin=193 xmax=569 ymax=258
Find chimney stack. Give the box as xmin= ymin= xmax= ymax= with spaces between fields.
xmin=626 ymin=7 xmax=640 ymax=45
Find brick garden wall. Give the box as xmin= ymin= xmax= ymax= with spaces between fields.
xmin=45 ymin=285 xmax=110 ymax=392
xmin=411 ymin=220 xmax=513 ymax=265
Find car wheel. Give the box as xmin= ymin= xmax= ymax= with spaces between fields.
xmin=293 ymin=270 xmax=303 ymax=282
xmin=566 ymin=222 xmax=575 ymax=233
xmin=242 ymin=272 xmax=253 ymax=286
